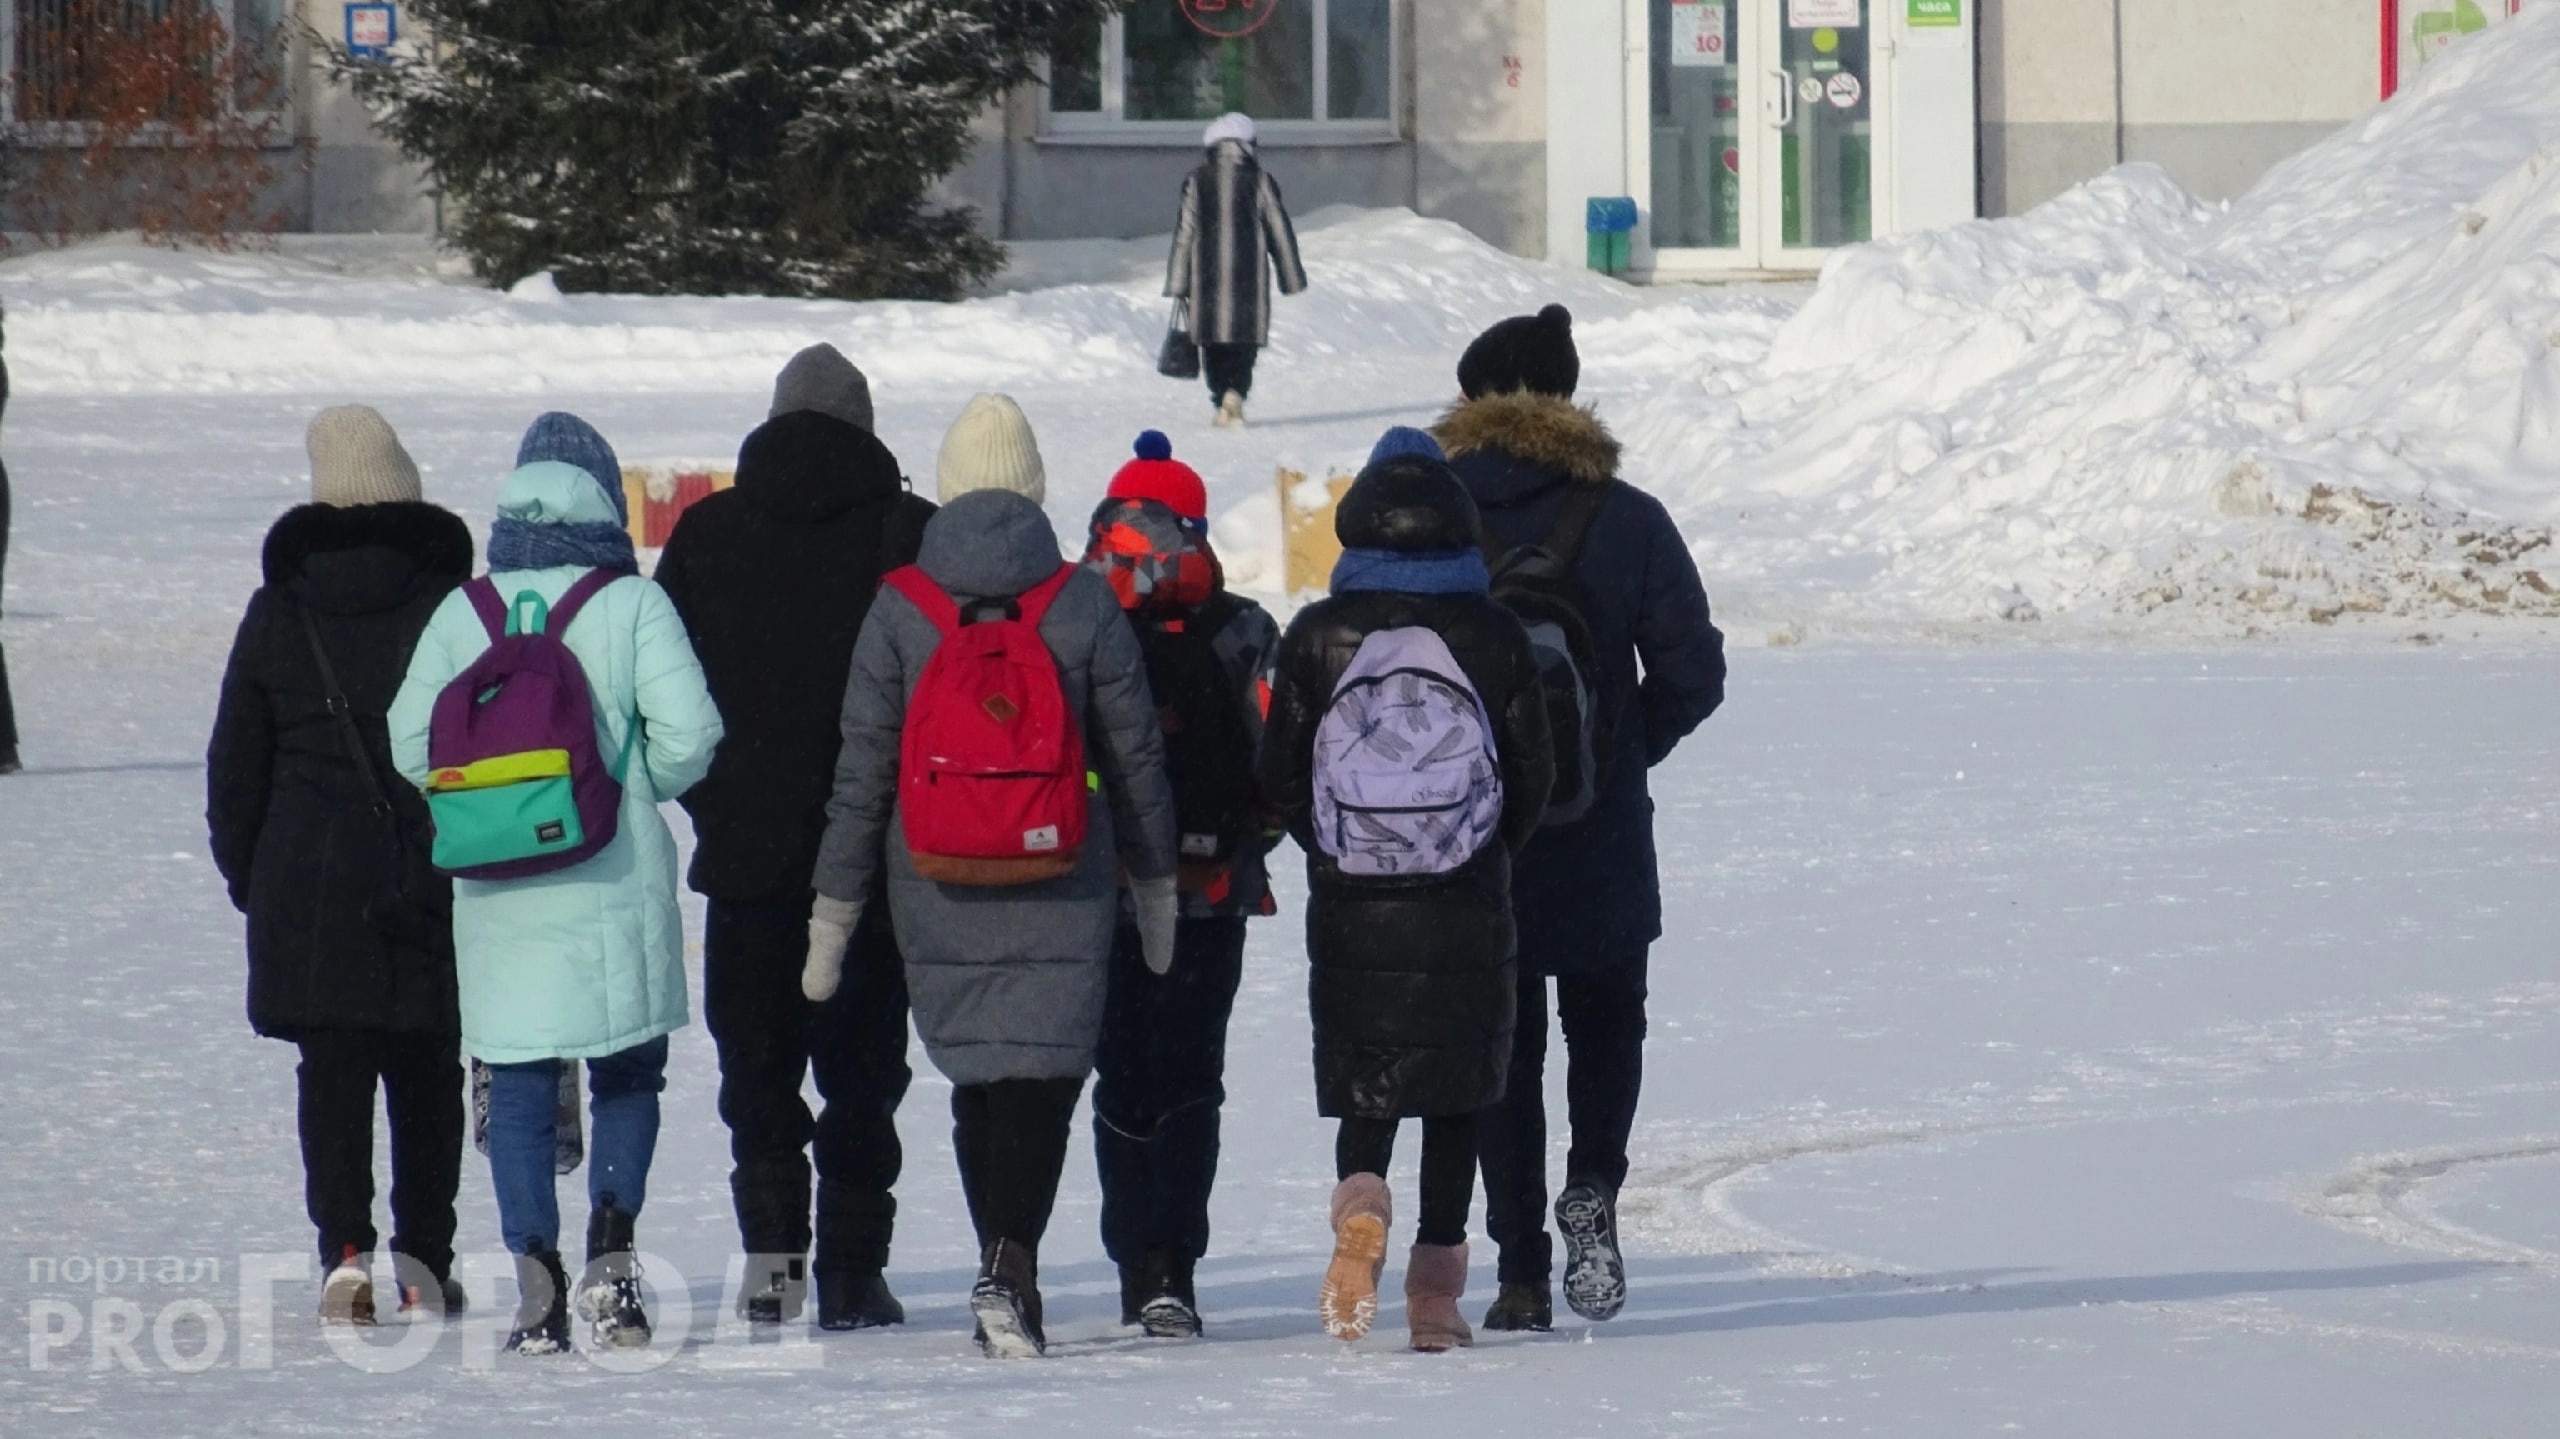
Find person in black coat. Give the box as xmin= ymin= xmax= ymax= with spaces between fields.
xmin=1435 ymin=305 xmax=1727 ymax=1332
xmin=205 ymin=406 xmax=472 ymax=1321
xmin=653 ymin=358 xmax=934 ymax=1332
xmin=1257 ymin=431 xmax=1552 ymax=1351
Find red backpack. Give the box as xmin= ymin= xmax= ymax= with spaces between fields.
xmin=885 ymin=564 xmax=1089 ymax=886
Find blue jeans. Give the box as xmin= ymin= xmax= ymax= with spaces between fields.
xmin=486 ymin=1037 xmax=669 ymax=1257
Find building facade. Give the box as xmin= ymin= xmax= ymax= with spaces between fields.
xmin=6 ymin=0 xmax=2525 ymax=276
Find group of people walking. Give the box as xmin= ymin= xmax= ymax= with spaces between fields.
xmin=205 ymin=297 xmax=1724 ymax=1360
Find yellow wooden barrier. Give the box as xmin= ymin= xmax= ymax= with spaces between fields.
xmin=1280 ymin=467 xmax=1356 ymax=596
xmin=620 ymin=464 xmax=736 ymax=549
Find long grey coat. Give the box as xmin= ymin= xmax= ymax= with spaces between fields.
xmin=813 ymin=490 xmax=1179 ymax=1085
xmin=1166 ymin=141 xmax=1309 ymax=347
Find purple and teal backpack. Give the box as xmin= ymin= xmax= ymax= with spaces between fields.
xmin=423 ymin=571 xmax=633 ymax=880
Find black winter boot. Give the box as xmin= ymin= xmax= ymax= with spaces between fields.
xmin=577 ymin=1196 xmax=651 ymax=1349
xmin=1136 ymin=1249 xmax=1201 ymax=1339
xmin=504 ymin=1246 xmax=570 ymax=1355
xmin=815 ymin=1268 xmax=905 ymax=1331
xmin=970 ymin=1239 xmax=1045 ymax=1358
xmin=1482 ymin=1279 xmax=1553 ymax=1332
xmin=1555 ymin=1181 xmax=1627 ymax=1323
xmin=739 ymin=1254 xmax=808 ymax=1324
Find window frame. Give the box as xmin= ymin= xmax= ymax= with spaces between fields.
xmin=0 ymin=0 xmax=296 ymax=145
xmin=1042 ymin=0 xmax=1401 ymax=146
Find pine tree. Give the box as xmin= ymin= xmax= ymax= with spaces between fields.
xmin=333 ymin=2 xmax=1120 ymax=300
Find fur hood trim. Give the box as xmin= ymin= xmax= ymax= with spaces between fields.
xmin=1433 ymin=391 xmax=1620 ymax=484
xmin=262 ymin=501 xmax=474 ymax=588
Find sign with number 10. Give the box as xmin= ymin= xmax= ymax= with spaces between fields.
xmin=1670 ymin=0 xmax=1729 ymax=68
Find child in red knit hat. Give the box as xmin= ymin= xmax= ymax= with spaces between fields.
xmin=1079 ymin=429 xmax=1280 ymax=1338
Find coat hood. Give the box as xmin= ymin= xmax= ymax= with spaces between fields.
xmin=734 ymin=409 xmax=907 ymax=524
xmin=1435 ymin=391 xmax=1622 ymax=486
xmin=917 ymin=489 xmax=1065 ymax=600
xmin=261 ymin=500 xmax=474 ymax=615
xmin=496 ymin=460 xmax=623 ymax=529
xmin=1335 ymin=456 xmax=1481 ymax=552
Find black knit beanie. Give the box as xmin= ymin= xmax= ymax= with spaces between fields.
xmin=1457 ymin=303 xmax=1579 ymax=400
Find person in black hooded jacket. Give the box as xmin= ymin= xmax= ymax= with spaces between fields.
xmin=653 ymin=355 xmax=934 ymax=1332
xmin=205 ymin=405 xmax=473 ymax=1324
xmin=1436 ymin=305 xmax=1727 ymax=1333
xmin=1257 ymin=429 xmax=1552 ymax=1352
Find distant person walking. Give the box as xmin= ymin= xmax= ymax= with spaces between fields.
xmin=1436 ymin=305 xmax=1727 ymax=1333
xmin=0 ymin=317 xmax=18 ymax=776
xmin=655 ymin=344 xmax=935 ymax=1332
xmin=206 ymin=406 xmax=473 ymax=1325
xmin=1166 ymin=112 xmax=1308 ymax=429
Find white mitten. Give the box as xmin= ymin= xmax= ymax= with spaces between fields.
xmin=1132 ymin=875 xmax=1180 ymax=977
xmin=802 ymin=895 xmax=862 ymax=1002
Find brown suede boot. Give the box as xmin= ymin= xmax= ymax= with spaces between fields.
xmin=1319 ymin=1174 xmax=1392 ymax=1340
xmin=1405 ymin=1241 xmax=1473 ymax=1353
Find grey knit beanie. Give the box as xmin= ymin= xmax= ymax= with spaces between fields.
xmin=770 ymin=343 xmax=875 ymax=432
xmin=935 ymin=393 xmax=1046 ymax=506
xmin=306 ymin=405 xmax=423 ymax=507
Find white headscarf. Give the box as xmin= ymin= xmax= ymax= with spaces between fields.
xmin=1202 ymin=112 xmax=1257 ymax=150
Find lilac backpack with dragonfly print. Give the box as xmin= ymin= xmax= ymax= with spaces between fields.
xmin=1311 ymin=627 xmax=1504 ymax=878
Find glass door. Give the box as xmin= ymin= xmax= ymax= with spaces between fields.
xmin=1639 ymin=0 xmax=1881 ymax=272
xmin=1646 ymin=0 xmax=1745 ymax=256
xmin=1765 ymin=0 xmax=1875 ymax=257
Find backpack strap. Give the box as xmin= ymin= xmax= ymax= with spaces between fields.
xmin=464 ymin=577 xmax=508 ymax=643
xmin=883 ymin=565 xmax=961 ymax=638
xmin=1544 ymin=480 xmax=1615 ymax=569
xmin=295 ymin=602 xmax=398 ymax=823
xmin=541 ymin=569 xmax=621 ymax=636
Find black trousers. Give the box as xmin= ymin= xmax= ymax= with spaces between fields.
xmin=1203 ymin=343 xmax=1258 ymax=402
xmin=951 ymin=1077 xmax=1085 ymax=1252
xmin=703 ymin=899 xmax=911 ymax=1275
xmin=1477 ymin=953 xmax=1649 ymax=1283
xmin=1092 ymin=916 xmax=1246 ymax=1268
xmin=1337 ymin=1112 xmax=1479 ymax=1248
xmin=294 ymin=1028 xmax=464 ymax=1280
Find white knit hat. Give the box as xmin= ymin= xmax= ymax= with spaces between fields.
xmin=306 ymin=404 xmax=422 ymax=507
xmin=1203 ymin=112 xmax=1257 ymax=149
xmin=935 ymin=393 xmax=1046 ymax=506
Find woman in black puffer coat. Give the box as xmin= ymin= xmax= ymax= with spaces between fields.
xmin=206 ymin=406 xmax=473 ymax=1322
xmin=1257 ymin=429 xmax=1552 ymax=1351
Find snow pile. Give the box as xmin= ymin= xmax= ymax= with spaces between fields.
xmin=1622 ymin=7 xmax=2560 ymax=632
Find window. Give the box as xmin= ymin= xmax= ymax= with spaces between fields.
xmin=9 ymin=0 xmax=285 ymax=125
xmin=1049 ymin=0 xmax=1396 ymax=132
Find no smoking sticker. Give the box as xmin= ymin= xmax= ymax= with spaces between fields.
xmin=1825 ymin=71 xmax=1863 ymax=109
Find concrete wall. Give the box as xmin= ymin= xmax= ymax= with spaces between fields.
xmin=296 ymin=1 xmax=435 ymax=233
xmin=1977 ymin=0 xmax=2120 ymax=216
xmin=1411 ymin=0 xmax=1545 ymax=256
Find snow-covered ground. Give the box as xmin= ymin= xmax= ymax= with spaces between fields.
xmin=8 ymin=13 xmax=2560 ymax=1435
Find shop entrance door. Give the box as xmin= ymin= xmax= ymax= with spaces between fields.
xmin=1636 ymin=0 xmax=1883 ymax=275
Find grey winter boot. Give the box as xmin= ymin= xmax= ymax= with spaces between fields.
xmin=1555 ymin=1181 xmax=1627 ymax=1322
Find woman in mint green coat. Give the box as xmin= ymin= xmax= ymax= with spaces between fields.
xmin=389 ymin=413 xmax=722 ymax=1355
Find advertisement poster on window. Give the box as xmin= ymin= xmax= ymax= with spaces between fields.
xmin=2382 ymin=0 xmax=2528 ymax=96
xmin=1789 ymin=0 xmax=1862 ymax=28
xmin=1181 ymin=0 xmax=1283 ymax=39
xmin=1670 ymin=0 xmax=1729 ymax=67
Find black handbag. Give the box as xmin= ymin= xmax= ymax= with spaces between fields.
xmin=1157 ymin=300 xmax=1201 ymax=380
xmin=296 ymin=603 xmax=433 ymax=944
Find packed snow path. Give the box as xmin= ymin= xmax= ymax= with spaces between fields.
xmin=4 ymin=383 xmax=2557 ymax=1432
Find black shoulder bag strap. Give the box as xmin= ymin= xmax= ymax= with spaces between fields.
xmin=296 ymin=603 xmax=420 ymax=936
xmin=1545 ymin=479 xmax=1615 ymax=569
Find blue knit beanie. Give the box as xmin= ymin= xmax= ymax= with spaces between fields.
xmin=1368 ymin=425 xmax=1446 ymax=469
xmin=516 ymin=411 xmax=627 ymax=525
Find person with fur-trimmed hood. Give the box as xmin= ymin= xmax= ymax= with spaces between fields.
xmin=207 ymin=405 xmax=474 ymax=1327
xmin=1166 ymin=112 xmax=1308 ymax=429
xmin=1435 ymin=304 xmax=1727 ymax=1334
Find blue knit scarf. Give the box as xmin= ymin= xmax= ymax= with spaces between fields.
xmin=1330 ymin=546 xmax=1491 ymax=596
xmin=485 ymin=517 xmax=640 ymax=577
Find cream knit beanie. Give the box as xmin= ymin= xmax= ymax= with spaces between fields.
xmin=306 ymin=405 xmax=423 ymax=507
xmin=935 ymin=393 xmax=1046 ymax=506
